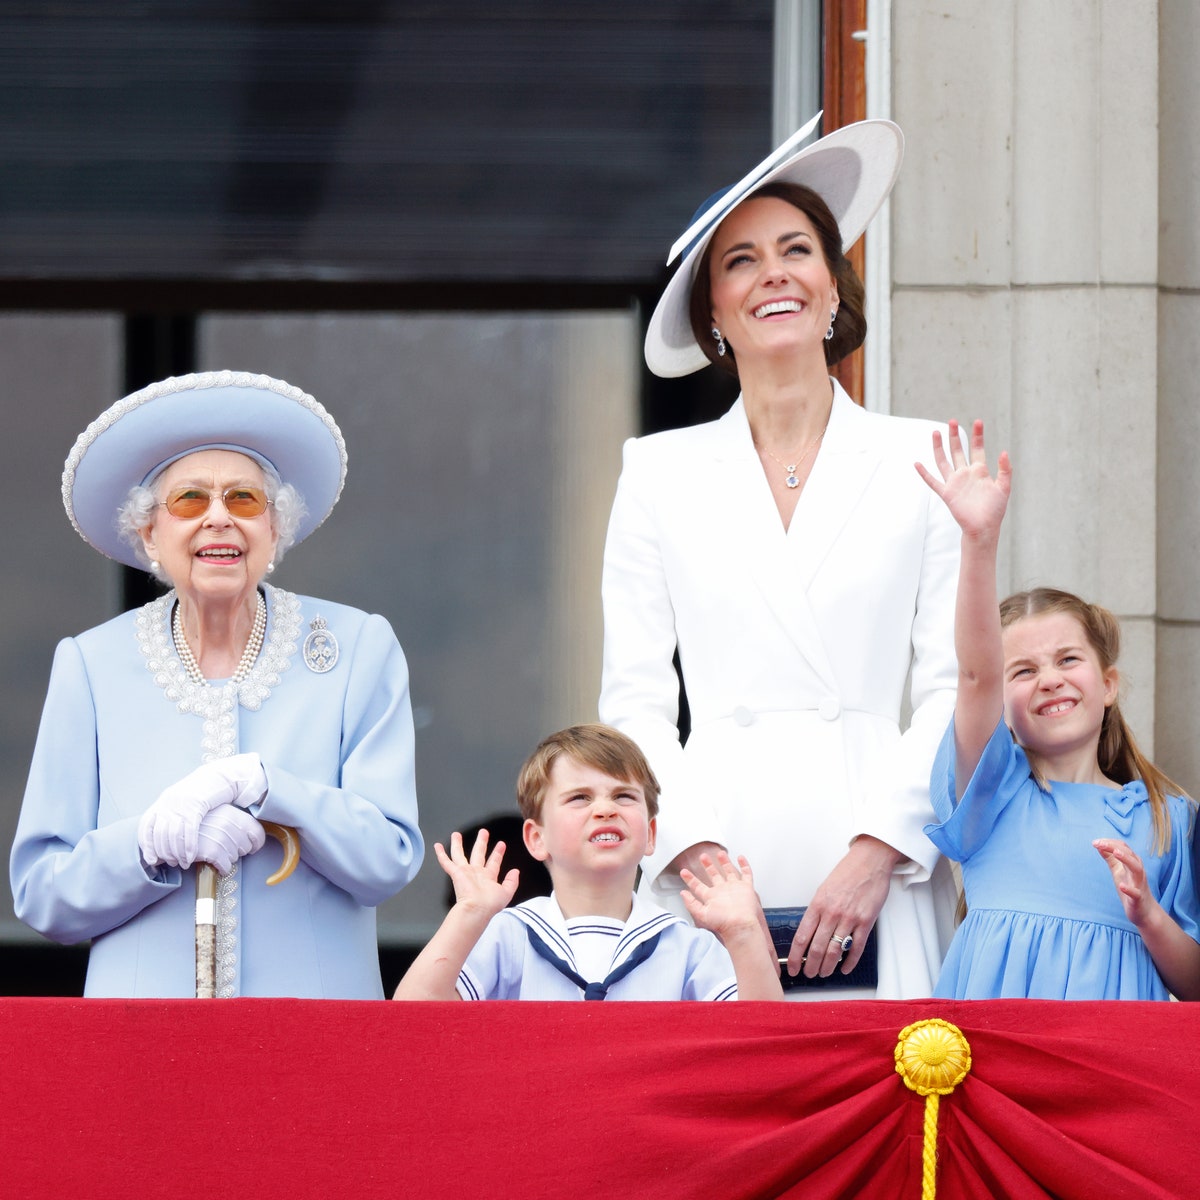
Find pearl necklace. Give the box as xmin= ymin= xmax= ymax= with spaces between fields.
xmin=172 ymin=592 xmax=267 ymax=686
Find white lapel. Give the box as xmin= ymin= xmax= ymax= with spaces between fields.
xmin=786 ymin=384 xmax=884 ymax=590
xmin=704 ymin=393 xmax=869 ymax=689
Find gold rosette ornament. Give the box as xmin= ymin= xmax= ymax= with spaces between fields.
xmin=895 ymin=1019 xmax=972 ymax=1200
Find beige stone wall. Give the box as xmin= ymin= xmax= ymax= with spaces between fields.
xmin=888 ymin=0 xmax=1176 ymax=772
xmin=1156 ymin=2 xmax=1200 ymax=789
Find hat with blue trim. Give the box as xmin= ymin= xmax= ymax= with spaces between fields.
xmin=644 ymin=113 xmax=904 ymax=377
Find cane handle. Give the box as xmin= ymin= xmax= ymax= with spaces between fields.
xmin=261 ymin=821 xmax=300 ymax=885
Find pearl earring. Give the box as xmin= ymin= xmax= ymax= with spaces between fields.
xmin=266 ymin=562 xmax=275 ymax=575
xmin=149 ymin=560 xmax=160 ymax=573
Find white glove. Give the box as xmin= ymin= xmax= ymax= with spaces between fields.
xmin=195 ymin=805 xmax=267 ymax=875
xmin=137 ymin=753 xmax=268 ymax=869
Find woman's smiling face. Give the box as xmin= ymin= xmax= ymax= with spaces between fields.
xmin=707 ymin=196 xmax=838 ymax=363
xmin=140 ymin=449 xmax=278 ymax=602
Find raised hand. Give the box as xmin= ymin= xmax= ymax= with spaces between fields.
xmin=1094 ymin=837 xmax=1158 ymax=928
xmin=682 ymin=852 xmax=784 ymax=1000
xmin=915 ymin=419 xmax=1012 ymax=541
xmin=1094 ymin=836 xmax=1200 ymax=1000
xmin=680 ymin=851 xmax=765 ymax=941
xmin=394 ymin=828 xmax=520 ymax=1001
xmin=435 ymin=829 xmax=519 ymax=919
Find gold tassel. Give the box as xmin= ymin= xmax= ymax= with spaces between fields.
xmin=894 ymin=1019 xmax=973 ymax=1200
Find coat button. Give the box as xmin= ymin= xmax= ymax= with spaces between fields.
xmin=818 ymin=696 xmax=841 ymax=721
xmin=732 ymin=706 xmax=754 ymax=727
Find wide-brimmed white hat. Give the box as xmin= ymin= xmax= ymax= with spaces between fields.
xmin=62 ymin=370 xmax=348 ymax=568
xmin=644 ymin=113 xmax=904 ymax=377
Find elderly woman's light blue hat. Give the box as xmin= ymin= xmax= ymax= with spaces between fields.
xmin=644 ymin=113 xmax=904 ymax=378
xmin=62 ymin=370 xmax=347 ymax=568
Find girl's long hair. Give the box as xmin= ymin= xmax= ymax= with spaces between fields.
xmin=999 ymin=587 xmax=1191 ymax=853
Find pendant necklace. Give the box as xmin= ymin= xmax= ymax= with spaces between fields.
xmin=757 ymin=419 xmax=829 ymax=489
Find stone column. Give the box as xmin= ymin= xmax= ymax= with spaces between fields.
xmin=1155 ymin=2 xmax=1200 ymax=786
xmin=889 ymin=0 xmax=1160 ymax=751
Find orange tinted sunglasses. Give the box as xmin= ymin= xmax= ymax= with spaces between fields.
xmin=160 ymin=485 xmax=270 ymax=519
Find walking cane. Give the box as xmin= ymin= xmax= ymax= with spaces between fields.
xmin=195 ymin=821 xmax=300 ymax=998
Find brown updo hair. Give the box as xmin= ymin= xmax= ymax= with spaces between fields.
xmin=687 ymin=181 xmax=868 ymax=378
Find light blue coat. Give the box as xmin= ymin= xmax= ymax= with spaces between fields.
xmin=10 ymin=585 xmax=424 ymax=998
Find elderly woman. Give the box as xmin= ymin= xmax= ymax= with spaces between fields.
xmin=600 ymin=118 xmax=959 ymax=998
xmin=10 ymin=371 xmax=423 ymax=998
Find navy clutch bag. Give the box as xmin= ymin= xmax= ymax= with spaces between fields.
xmin=764 ymin=906 xmax=879 ymax=991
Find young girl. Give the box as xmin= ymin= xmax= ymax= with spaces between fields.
xmin=917 ymin=420 xmax=1200 ymax=1000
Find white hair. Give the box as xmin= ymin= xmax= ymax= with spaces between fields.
xmin=116 ymin=462 xmax=307 ymax=582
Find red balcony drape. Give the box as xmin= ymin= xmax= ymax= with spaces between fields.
xmin=2 ymin=998 xmax=1197 ymax=1199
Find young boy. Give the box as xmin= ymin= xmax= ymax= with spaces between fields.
xmin=393 ymin=724 xmax=783 ymax=1001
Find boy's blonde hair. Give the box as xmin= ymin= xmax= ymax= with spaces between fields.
xmin=516 ymin=724 xmax=660 ymax=823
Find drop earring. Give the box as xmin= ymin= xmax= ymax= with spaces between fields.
xmin=712 ymin=326 xmax=727 ymax=357
xmin=825 ymin=310 xmax=836 ymax=342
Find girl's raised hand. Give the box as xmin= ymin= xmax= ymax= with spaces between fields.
xmin=434 ymin=829 xmax=520 ymax=918
xmin=1094 ymin=837 xmax=1160 ymax=928
xmin=915 ymin=419 xmax=1012 ymax=540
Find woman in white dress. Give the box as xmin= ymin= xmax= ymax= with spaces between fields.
xmin=600 ymin=118 xmax=959 ymax=998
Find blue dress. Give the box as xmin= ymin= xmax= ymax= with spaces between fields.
xmin=925 ymin=718 xmax=1200 ymax=999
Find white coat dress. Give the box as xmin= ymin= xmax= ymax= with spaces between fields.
xmin=599 ymin=383 xmax=960 ymax=998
